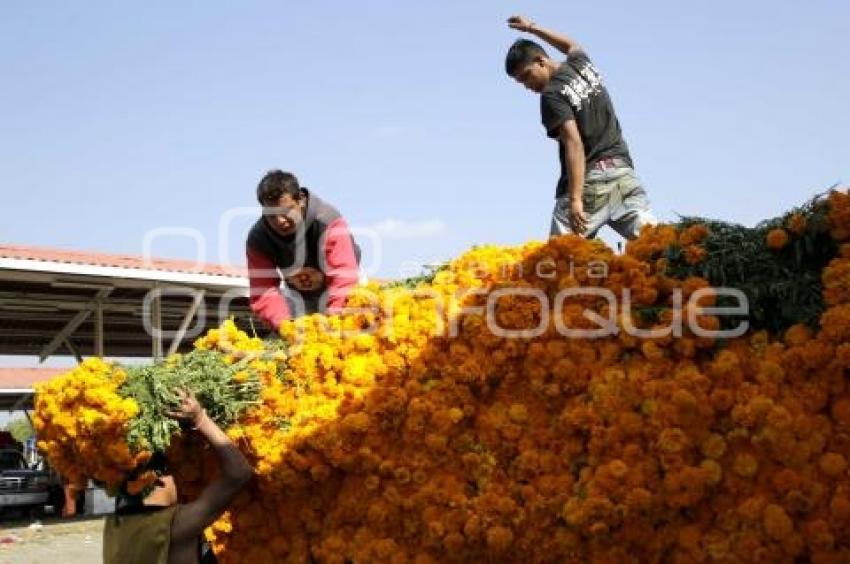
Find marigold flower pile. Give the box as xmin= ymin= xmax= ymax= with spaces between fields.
xmin=33 ymin=358 xmax=149 ymax=491
xmin=36 ymin=189 xmax=850 ymax=563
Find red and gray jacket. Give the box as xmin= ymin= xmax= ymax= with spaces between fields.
xmin=245 ymin=190 xmax=360 ymax=329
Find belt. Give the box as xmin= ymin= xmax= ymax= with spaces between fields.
xmin=589 ymin=157 xmax=630 ymax=171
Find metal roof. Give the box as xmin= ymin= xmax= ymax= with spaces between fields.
xmin=0 ymin=243 xmax=248 ymax=286
xmin=0 ymin=244 xmax=266 ymax=360
xmin=0 ymin=367 xmax=64 ymax=389
xmin=0 ymin=368 xmax=65 ymax=411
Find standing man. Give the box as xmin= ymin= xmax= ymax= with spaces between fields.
xmin=246 ymin=170 xmax=360 ymax=329
xmin=505 ymin=15 xmax=656 ymax=239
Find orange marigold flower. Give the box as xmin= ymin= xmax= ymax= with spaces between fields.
xmin=803 ymin=520 xmax=835 ymax=552
xmin=827 ymin=189 xmax=850 ymax=241
xmin=832 ymin=398 xmax=850 ymax=426
xmin=683 ymin=245 xmax=707 ymax=265
xmin=763 ymin=504 xmax=794 ymax=541
xmin=837 ymin=343 xmax=850 ymax=369
xmin=485 ymin=526 xmax=514 ymax=552
xmin=641 ymin=340 xmax=665 ymax=361
xmin=766 ymin=228 xmax=790 ymax=250
xmin=786 ymin=213 xmax=807 ymax=236
xmin=784 ymin=323 xmax=812 ymax=346
xmin=700 ymin=459 xmax=723 ymax=486
xmin=677 ymin=525 xmax=703 ymax=553
xmin=681 ymin=276 xmax=710 ymax=299
xmin=125 ymin=470 xmax=157 ymax=496
xmin=733 ymin=453 xmax=759 ymax=478
xmin=819 ymin=304 xmax=850 ymax=343
xmin=738 ymin=496 xmax=767 ymax=522
xmin=679 ymin=224 xmax=710 ymax=247
xmin=671 ymin=389 xmax=697 ymax=411
xmin=818 ymin=453 xmax=848 ymax=477
xmin=701 ymin=434 xmax=727 ymax=460
xmin=508 ymin=404 xmax=529 ymax=424
xmin=831 ymin=495 xmax=850 ymax=520
xmin=823 ymin=258 xmax=850 ymax=306
xmin=658 ymin=428 xmax=689 ymax=454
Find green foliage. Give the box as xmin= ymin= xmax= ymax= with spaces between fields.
xmin=665 ymin=191 xmax=838 ymax=333
xmin=119 ymin=349 xmax=263 ymax=452
xmin=383 ymin=262 xmax=449 ymax=290
xmin=3 ymin=417 xmax=34 ymax=443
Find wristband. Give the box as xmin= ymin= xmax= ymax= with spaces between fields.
xmin=191 ymin=410 xmax=208 ymax=430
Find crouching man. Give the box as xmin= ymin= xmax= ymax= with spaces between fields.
xmin=246 ymin=170 xmax=360 ymax=330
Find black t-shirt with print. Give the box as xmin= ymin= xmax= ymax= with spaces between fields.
xmin=540 ymin=50 xmax=632 ymax=198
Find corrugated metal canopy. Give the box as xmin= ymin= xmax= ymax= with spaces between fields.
xmin=0 ymin=244 xmax=268 ymax=359
xmin=0 ymin=367 xmax=64 ymax=411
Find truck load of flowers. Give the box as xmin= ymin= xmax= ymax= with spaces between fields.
xmin=34 ymin=188 xmax=850 ymax=563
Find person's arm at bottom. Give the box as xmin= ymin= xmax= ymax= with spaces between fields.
xmin=167 ymin=391 xmax=252 ymax=556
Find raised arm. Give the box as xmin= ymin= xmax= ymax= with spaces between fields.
xmin=507 ymin=15 xmax=583 ymax=56
xmin=167 ymin=391 xmax=252 ymax=549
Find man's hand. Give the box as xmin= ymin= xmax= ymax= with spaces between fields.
xmin=507 ymin=16 xmax=582 ymax=56
xmin=570 ymin=200 xmax=589 ymax=235
xmin=507 ymin=15 xmax=536 ymax=33
xmin=167 ymin=389 xmax=206 ymax=428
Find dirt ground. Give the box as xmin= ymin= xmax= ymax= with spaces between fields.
xmin=0 ymin=517 xmax=103 ymax=564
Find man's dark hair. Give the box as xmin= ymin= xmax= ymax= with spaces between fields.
xmin=257 ymin=170 xmax=301 ymax=205
xmin=115 ymin=451 xmax=171 ymax=511
xmin=505 ymin=39 xmax=548 ymax=76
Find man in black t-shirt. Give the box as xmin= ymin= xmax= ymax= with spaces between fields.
xmin=505 ymin=15 xmax=656 ymax=239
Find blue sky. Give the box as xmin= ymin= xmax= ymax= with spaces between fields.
xmin=2 ymin=0 xmax=848 ymax=279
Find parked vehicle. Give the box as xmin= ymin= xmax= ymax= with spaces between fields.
xmin=0 ymin=448 xmax=50 ymax=517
